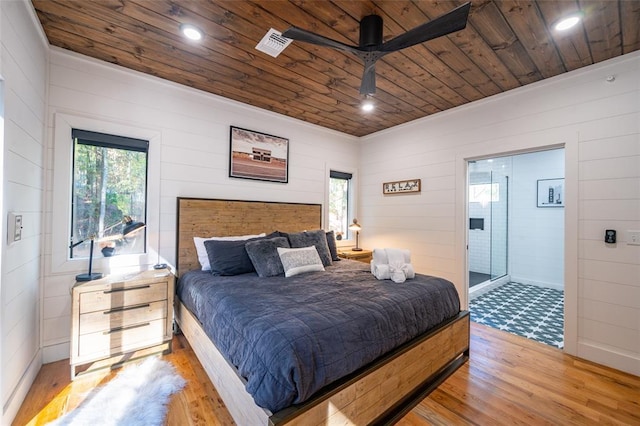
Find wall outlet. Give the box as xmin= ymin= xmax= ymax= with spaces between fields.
xmin=628 ymin=230 xmax=640 ymax=246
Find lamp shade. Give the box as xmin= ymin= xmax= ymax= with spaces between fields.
xmin=122 ymin=215 xmax=146 ymax=237
xmin=349 ymin=218 xmax=362 ymax=231
xmin=349 ymin=218 xmax=362 ymax=251
xmin=70 ymin=215 xmax=146 ymax=282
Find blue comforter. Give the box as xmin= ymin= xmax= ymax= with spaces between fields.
xmin=177 ymin=259 xmax=460 ymax=412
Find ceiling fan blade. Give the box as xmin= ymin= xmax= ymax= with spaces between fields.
xmin=380 ymin=2 xmax=471 ymax=52
xmin=282 ymin=27 xmax=359 ymax=55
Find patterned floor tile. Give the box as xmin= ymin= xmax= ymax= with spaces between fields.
xmin=470 ymin=282 xmax=564 ymax=349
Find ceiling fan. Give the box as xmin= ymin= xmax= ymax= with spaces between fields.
xmin=282 ymin=2 xmax=472 ymax=96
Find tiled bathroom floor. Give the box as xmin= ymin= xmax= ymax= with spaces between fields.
xmin=470 ymin=282 xmax=564 ymax=349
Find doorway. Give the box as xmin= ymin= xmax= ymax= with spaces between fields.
xmin=467 ymin=149 xmax=565 ymax=348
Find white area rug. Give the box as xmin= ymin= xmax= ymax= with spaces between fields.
xmin=49 ymin=357 xmax=186 ymax=426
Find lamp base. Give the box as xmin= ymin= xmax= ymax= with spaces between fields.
xmin=351 ymin=247 xmax=363 ymax=252
xmin=76 ymin=272 xmax=104 ymax=282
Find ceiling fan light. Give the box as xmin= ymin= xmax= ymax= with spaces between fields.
xmin=554 ymin=13 xmax=582 ymax=31
xmin=361 ymin=99 xmax=375 ymax=112
xmin=180 ymin=24 xmax=203 ymax=41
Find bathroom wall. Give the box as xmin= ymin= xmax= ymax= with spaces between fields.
xmin=510 ymin=149 xmax=565 ymax=289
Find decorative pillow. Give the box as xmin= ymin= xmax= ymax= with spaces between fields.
xmin=268 ymin=230 xmax=289 ymax=239
xmin=245 ymin=237 xmax=290 ymax=278
xmin=194 ymin=233 xmax=265 ymax=271
xmin=277 ymin=246 xmax=325 ymax=277
xmin=204 ymin=236 xmax=263 ymax=276
xmin=325 ymin=230 xmax=341 ymax=261
xmin=286 ymin=229 xmax=333 ymax=267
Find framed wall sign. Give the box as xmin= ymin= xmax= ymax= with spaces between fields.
xmin=383 ymin=179 xmax=421 ymax=194
xmin=229 ymin=126 xmax=289 ymax=183
xmin=537 ymin=178 xmax=564 ymax=207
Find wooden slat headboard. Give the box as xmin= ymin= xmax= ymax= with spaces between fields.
xmin=176 ymin=198 xmax=322 ymax=276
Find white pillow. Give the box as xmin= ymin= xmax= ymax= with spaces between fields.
xmin=194 ymin=233 xmax=265 ymax=271
xmin=277 ymin=246 xmax=325 ymax=277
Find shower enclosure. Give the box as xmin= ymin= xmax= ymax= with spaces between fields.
xmin=468 ymin=159 xmax=510 ymax=288
xmin=489 ymin=171 xmax=508 ymax=281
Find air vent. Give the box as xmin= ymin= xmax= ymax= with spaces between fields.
xmin=255 ymin=29 xmax=292 ymax=58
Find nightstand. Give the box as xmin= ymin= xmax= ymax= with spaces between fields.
xmin=338 ymin=248 xmax=373 ymax=264
xmin=70 ymin=269 xmax=175 ymax=379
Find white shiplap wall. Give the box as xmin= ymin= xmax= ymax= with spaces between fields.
xmin=41 ymin=48 xmax=360 ymax=362
xmin=0 ymin=0 xmax=48 ymax=422
xmin=360 ymin=52 xmax=640 ymax=376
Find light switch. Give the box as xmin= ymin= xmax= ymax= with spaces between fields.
xmin=7 ymin=212 xmax=23 ymax=244
xmin=628 ymin=230 xmax=640 ymax=246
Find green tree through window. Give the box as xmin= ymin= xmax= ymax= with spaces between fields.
xmin=70 ymin=129 xmax=148 ymax=259
xmin=329 ymin=170 xmax=352 ymax=240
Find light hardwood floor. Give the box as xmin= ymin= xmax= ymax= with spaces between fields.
xmin=12 ymin=323 xmax=640 ymax=425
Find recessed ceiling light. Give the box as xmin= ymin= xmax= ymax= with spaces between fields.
xmin=180 ymin=24 xmax=203 ymax=41
xmin=361 ymin=98 xmax=375 ymax=112
xmin=554 ymin=13 xmax=582 ymax=31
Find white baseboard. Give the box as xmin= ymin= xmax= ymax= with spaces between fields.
xmin=43 ymin=341 xmax=70 ymax=363
xmin=509 ymin=276 xmax=564 ymax=292
xmin=2 ymin=350 xmax=42 ymax=425
xmin=578 ymin=340 xmax=640 ymax=377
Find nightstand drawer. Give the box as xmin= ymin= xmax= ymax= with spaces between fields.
xmin=79 ymin=282 xmax=168 ymax=314
xmin=78 ymin=318 xmax=166 ymax=358
xmin=79 ymin=300 xmax=168 ymax=335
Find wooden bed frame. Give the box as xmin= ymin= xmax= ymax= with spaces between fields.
xmin=174 ymin=197 xmax=470 ymax=425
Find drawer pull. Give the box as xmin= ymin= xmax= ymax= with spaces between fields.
xmin=103 ymin=285 xmax=151 ymax=294
xmin=104 ymin=322 xmax=150 ymax=335
xmin=103 ymin=303 xmax=151 ymax=314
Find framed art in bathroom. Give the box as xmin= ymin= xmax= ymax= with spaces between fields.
xmin=537 ymin=178 xmax=564 ymax=207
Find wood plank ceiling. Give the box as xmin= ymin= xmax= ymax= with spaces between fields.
xmin=32 ymin=0 xmax=640 ymax=137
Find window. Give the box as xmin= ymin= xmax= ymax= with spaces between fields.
xmin=328 ymin=170 xmax=352 ymax=240
xmin=70 ymin=129 xmax=148 ymax=259
xmin=469 ymin=183 xmax=500 ymax=204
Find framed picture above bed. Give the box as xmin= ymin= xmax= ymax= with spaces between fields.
xmin=229 ymin=126 xmax=289 ymax=183
xmin=537 ymin=178 xmax=564 ymax=207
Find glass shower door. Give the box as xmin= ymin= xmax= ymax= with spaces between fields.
xmin=490 ymin=171 xmax=508 ymax=280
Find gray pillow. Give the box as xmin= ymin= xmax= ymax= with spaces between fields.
xmin=277 ymin=246 xmax=325 ymax=277
xmin=287 ymin=229 xmax=333 ymax=267
xmin=325 ymin=230 xmax=341 ymax=261
xmin=245 ymin=237 xmax=290 ymax=277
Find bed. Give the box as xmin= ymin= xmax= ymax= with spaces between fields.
xmin=174 ymin=197 xmax=469 ymax=425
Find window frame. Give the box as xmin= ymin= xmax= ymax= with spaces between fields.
xmin=51 ymin=114 xmax=161 ymax=275
xmin=325 ymin=164 xmax=358 ymax=247
xmin=70 ymin=129 xmax=149 ymax=259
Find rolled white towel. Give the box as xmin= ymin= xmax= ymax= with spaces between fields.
xmin=371 ymin=248 xmax=390 ymax=280
xmin=390 ymin=267 xmax=406 ymax=283
xmin=402 ymin=263 xmax=416 ymax=279
xmin=386 ymin=248 xmax=416 ymax=283
xmin=372 ymin=248 xmax=388 ymax=265
xmin=370 ymin=261 xmax=391 ymax=280
xmin=371 ymin=248 xmax=414 ymax=283
xmin=373 ymin=248 xmax=410 ymax=264
xmin=386 ymin=249 xmax=407 ymax=271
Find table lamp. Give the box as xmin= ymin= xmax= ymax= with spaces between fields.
xmin=70 ymin=216 xmax=146 ymax=281
xmin=349 ymin=218 xmax=362 ymax=251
